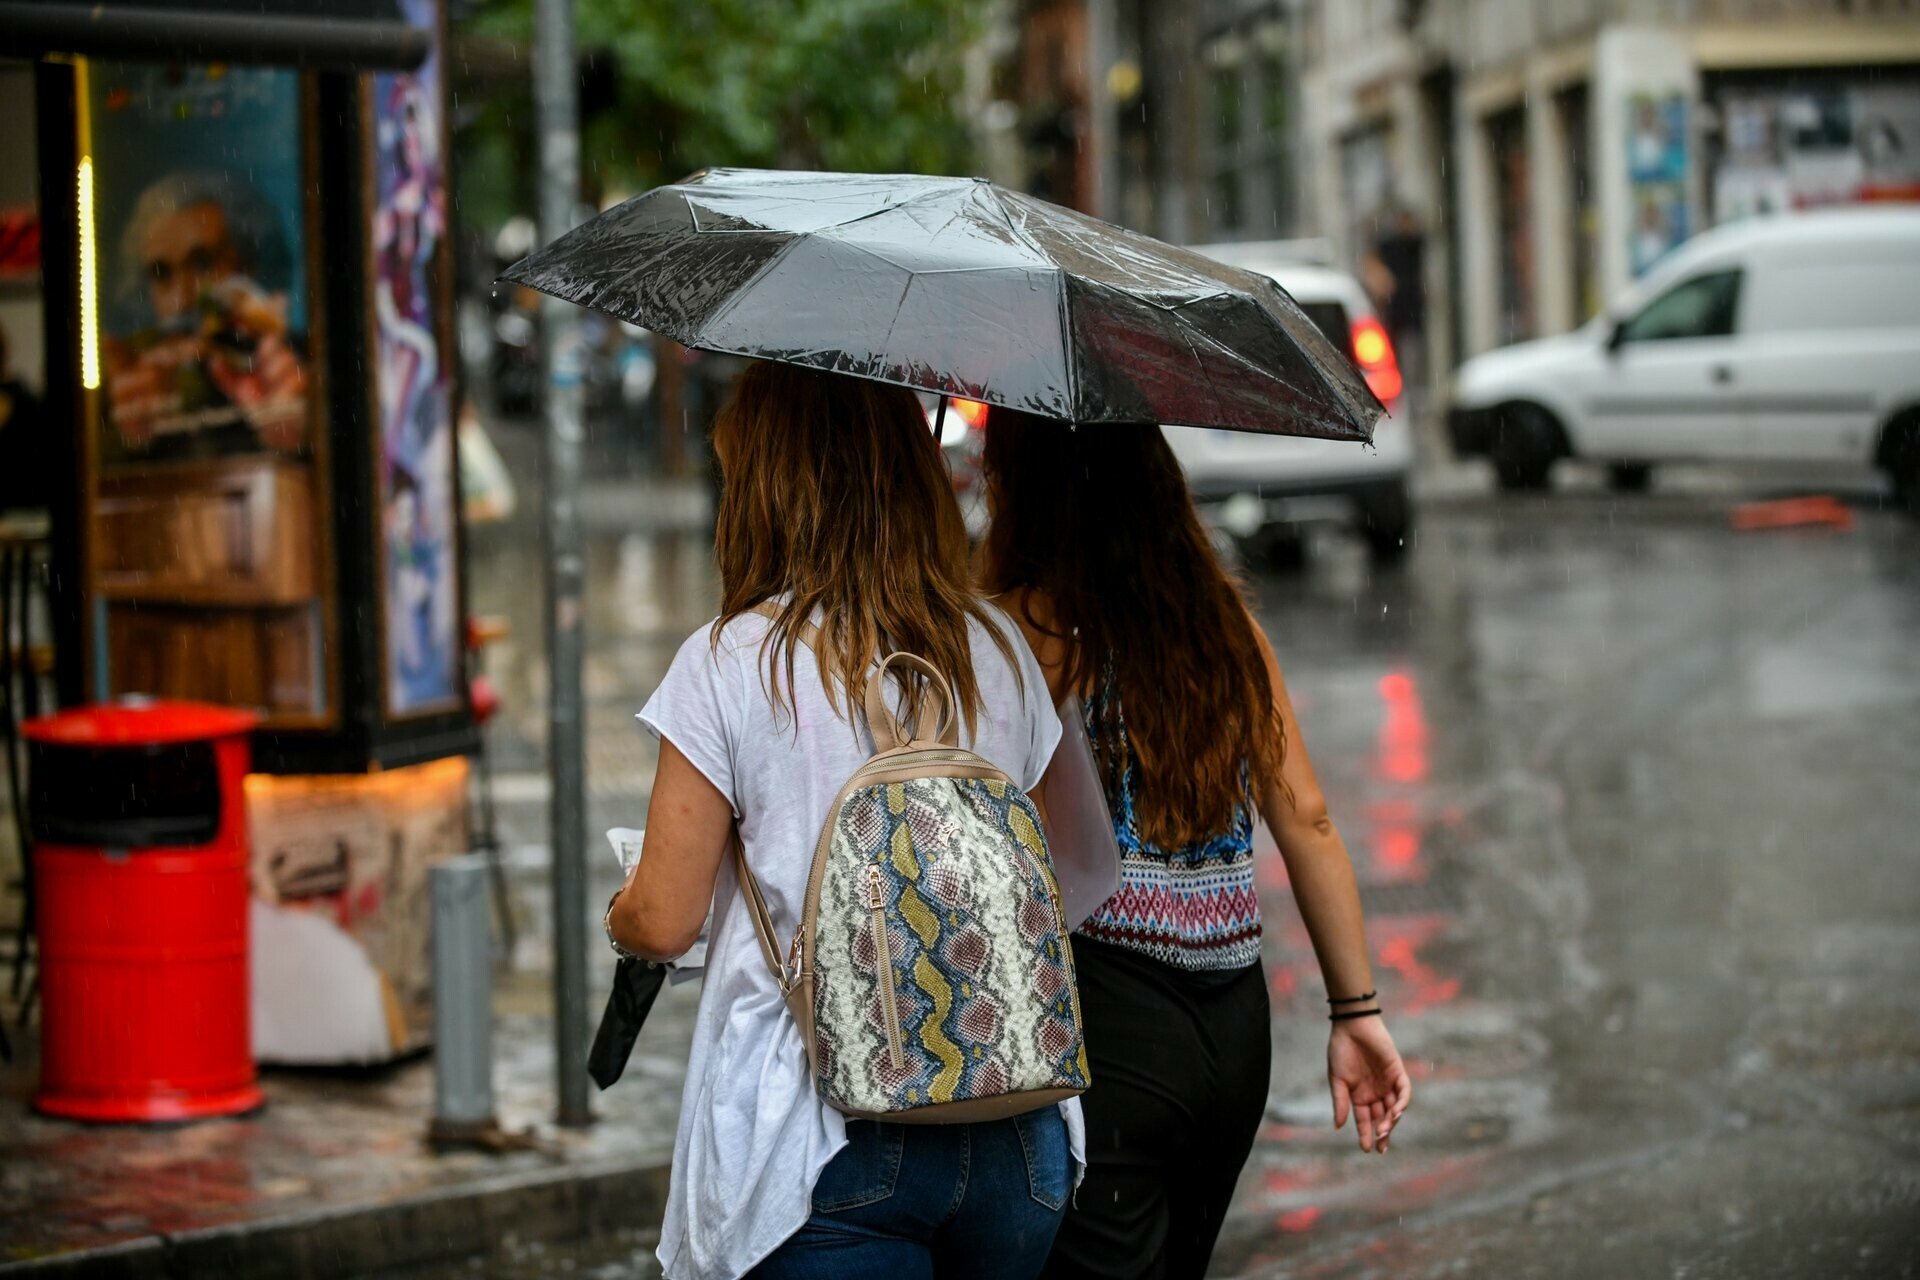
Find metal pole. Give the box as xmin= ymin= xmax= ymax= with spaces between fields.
xmin=430 ymin=856 xmax=496 ymax=1139
xmin=534 ymin=0 xmax=591 ymax=1128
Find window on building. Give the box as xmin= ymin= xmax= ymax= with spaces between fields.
xmin=1212 ymin=61 xmax=1244 ymax=231
xmin=1215 ymin=171 xmax=1244 ymax=231
xmin=1214 ymin=65 xmax=1242 ymax=150
xmin=1260 ymin=49 xmax=1292 ymax=229
xmin=1487 ymin=106 xmax=1534 ymax=344
xmin=1619 ymin=269 xmax=1742 ymax=343
xmin=1557 ymin=84 xmax=1598 ymax=325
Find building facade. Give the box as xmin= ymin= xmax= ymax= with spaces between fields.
xmin=989 ymin=0 xmax=1303 ymax=246
xmin=1297 ymin=0 xmax=1920 ymax=383
xmin=992 ymin=0 xmax=1920 ymax=393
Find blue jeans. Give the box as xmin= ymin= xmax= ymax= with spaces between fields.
xmin=752 ymin=1108 xmax=1072 ymax=1279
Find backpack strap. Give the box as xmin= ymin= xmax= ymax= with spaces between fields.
xmin=748 ymin=599 xmax=823 ymax=655
xmin=731 ymin=834 xmax=792 ymax=996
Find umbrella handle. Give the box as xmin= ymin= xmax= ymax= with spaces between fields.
xmin=934 ymin=395 xmax=948 ymax=440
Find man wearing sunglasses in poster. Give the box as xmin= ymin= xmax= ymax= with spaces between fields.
xmin=101 ymin=170 xmax=310 ymax=460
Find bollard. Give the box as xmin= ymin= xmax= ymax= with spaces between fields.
xmin=430 ymin=855 xmax=496 ymax=1143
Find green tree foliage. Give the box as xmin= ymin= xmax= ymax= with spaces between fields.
xmin=468 ymin=0 xmax=989 ymax=217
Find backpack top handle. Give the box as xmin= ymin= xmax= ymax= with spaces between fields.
xmin=864 ymin=652 xmax=961 ymax=751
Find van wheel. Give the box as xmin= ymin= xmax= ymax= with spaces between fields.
xmin=1607 ymin=463 xmax=1654 ymax=493
xmin=1891 ymin=452 xmax=1920 ymax=519
xmin=1881 ymin=410 xmax=1920 ymax=519
xmin=1492 ymin=404 xmax=1562 ymax=492
xmin=1252 ymin=527 xmax=1309 ymax=573
xmin=1357 ymin=481 xmax=1413 ymax=563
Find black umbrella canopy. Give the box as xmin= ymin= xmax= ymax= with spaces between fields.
xmin=499 ymin=169 xmax=1383 ymax=442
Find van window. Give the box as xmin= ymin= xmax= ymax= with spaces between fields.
xmin=1745 ymin=259 xmax=1920 ymax=333
xmin=1619 ymin=269 xmax=1743 ymax=343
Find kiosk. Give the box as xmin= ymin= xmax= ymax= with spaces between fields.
xmin=6 ymin=0 xmax=477 ymax=1063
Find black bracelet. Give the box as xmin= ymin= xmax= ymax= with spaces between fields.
xmin=1330 ymin=1007 xmax=1383 ymax=1022
xmin=1328 ymin=990 xmax=1377 ymax=1005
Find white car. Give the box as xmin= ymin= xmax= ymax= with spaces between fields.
xmin=1447 ymin=207 xmax=1920 ymax=510
xmin=1162 ymin=241 xmax=1413 ymax=562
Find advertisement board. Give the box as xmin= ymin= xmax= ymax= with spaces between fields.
xmin=369 ymin=0 xmax=460 ymax=718
xmin=88 ymin=63 xmax=313 ymax=467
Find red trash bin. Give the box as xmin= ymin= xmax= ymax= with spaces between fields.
xmin=25 ymin=700 xmax=264 ymax=1122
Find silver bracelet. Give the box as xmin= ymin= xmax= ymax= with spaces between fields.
xmin=602 ymin=890 xmax=660 ymax=966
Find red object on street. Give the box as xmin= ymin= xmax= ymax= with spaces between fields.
xmin=1729 ymin=495 xmax=1854 ymax=531
xmin=25 ymin=700 xmax=265 ymax=1123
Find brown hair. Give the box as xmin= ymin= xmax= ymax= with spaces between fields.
xmin=979 ymin=413 xmax=1285 ymax=847
xmin=711 ymin=362 xmax=1016 ymax=736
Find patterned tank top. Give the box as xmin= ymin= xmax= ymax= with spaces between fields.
xmin=1076 ymin=663 xmax=1263 ymax=971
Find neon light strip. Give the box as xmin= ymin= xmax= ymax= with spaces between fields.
xmin=78 ymin=154 xmax=98 ymax=390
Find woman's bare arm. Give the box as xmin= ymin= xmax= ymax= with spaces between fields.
xmin=1250 ymin=618 xmax=1410 ymax=1153
xmin=1249 ymin=628 xmax=1376 ymax=1003
xmin=606 ymin=739 xmax=734 ymax=962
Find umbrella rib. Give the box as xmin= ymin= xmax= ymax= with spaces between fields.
xmin=983 ymin=186 xmax=1050 ymax=260
xmin=1252 ymin=282 xmax=1381 ymax=429
xmin=1056 ymin=269 xmax=1079 ymax=424
xmin=873 ymin=270 xmax=920 ymax=384
xmin=1165 ymin=319 xmax=1235 ymax=429
xmin=684 ymin=232 xmax=813 ymax=350
xmin=563 ymin=191 xmax=719 ymax=330
xmin=807 ymin=183 xmax=966 ymax=236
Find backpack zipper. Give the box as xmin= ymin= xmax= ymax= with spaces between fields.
xmin=867 ymin=864 xmax=905 ymax=1069
xmin=797 ymin=749 xmax=1013 ymax=1006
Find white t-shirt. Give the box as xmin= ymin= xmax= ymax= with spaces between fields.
xmin=639 ymin=604 xmax=1082 ymax=1280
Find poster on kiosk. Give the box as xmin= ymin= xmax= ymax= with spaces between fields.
xmin=248 ymin=0 xmax=469 ymax=1065
xmin=71 ymin=0 xmax=471 ymax=1066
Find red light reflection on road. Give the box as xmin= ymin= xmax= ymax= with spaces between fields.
xmin=1372 ymin=913 xmax=1461 ymax=1013
xmin=1257 ymin=666 xmax=1458 ymax=1015
xmin=1277 ymin=1205 xmax=1323 ymax=1233
xmin=1368 ymin=669 xmax=1430 ymax=883
xmin=1375 ymin=671 xmax=1429 ymax=784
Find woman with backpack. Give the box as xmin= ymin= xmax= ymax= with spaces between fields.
xmin=605 ymin=362 xmax=1084 ymax=1280
xmin=979 ymin=414 xmax=1412 ymax=1280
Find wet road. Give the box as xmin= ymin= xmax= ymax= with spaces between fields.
xmin=1217 ymin=497 xmax=1920 ymax=1278
xmin=465 ymin=467 xmax=1920 ymax=1278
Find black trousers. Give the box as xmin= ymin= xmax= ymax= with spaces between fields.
xmin=1045 ymin=937 xmax=1271 ymax=1280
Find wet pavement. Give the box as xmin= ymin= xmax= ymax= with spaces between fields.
xmin=1212 ymin=493 xmax=1920 ymax=1278
xmin=462 ymin=451 xmax=1920 ymax=1278
xmin=5 ymin=423 xmax=1919 ymax=1276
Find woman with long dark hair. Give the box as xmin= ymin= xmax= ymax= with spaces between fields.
xmin=608 ymin=366 xmax=1080 ymax=1279
xmin=980 ymin=413 xmax=1410 ymax=1279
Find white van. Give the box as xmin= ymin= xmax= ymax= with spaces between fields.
xmin=1163 ymin=241 xmax=1413 ymax=561
xmin=1446 ymin=208 xmax=1920 ymax=510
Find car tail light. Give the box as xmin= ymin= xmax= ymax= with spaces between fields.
xmin=1349 ymin=315 xmax=1403 ymax=405
xmin=951 ymin=397 xmax=990 ymax=430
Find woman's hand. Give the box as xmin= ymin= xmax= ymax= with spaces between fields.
xmin=1328 ymin=1016 xmax=1411 ymax=1154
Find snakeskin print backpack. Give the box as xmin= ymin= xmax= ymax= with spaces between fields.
xmin=732 ymin=616 xmax=1090 ymax=1123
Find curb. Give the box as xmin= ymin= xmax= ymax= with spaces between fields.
xmin=0 ymin=1158 xmax=671 ymax=1280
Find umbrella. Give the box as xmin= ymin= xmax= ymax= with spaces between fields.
xmin=499 ymin=168 xmax=1383 ymax=442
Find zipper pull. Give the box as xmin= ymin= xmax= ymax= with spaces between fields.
xmin=865 ymin=864 xmax=887 ymax=910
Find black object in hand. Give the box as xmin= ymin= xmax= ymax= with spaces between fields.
xmin=587 ymin=957 xmax=667 ymax=1090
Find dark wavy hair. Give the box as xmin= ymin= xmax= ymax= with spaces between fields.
xmin=979 ymin=412 xmax=1285 ymax=847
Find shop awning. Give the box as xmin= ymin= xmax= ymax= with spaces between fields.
xmin=0 ymin=0 xmax=429 ymax=72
